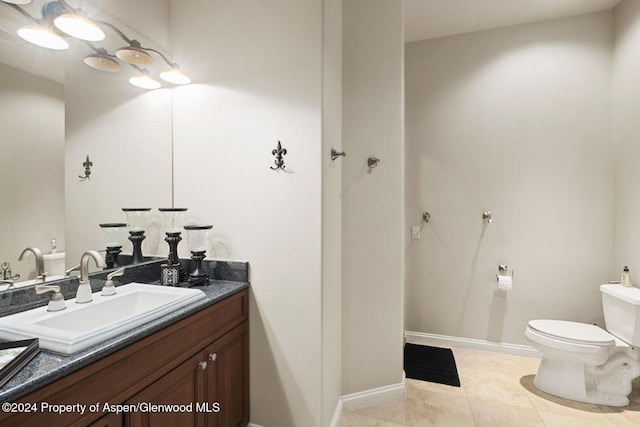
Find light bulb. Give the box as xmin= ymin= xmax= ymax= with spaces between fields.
xmin=116 ymin=46 xmax=152 ymax=66
xmin=84 ymin=53 xmax=121 ymax=72
xmin=17 ymin=25 xmax=69 ymax=50
xmin=160 ymin=68 xmax=191 ymax=85
xmin=129 ymin=72 xmax=161 ymax=90
xmin=54 ymin=14 xmax=105 ymax=41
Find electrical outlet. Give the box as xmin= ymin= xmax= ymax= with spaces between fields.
xmin=411 ymin=226 xmax=421 ymax=239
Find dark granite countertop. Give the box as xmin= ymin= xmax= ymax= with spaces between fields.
xmin=0 ymin=259 xmax=249 ymax=403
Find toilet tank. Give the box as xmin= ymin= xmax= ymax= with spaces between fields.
xmin=600 ymin=284 xmax=640 ymax=346
xmin=43 ymin=252 xmax=65 ymax=276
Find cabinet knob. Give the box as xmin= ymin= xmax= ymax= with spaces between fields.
xmin=198 ymin=361 xmax=208 ymax=370
xmin=208 ymin=353 xmax=217 ymax=362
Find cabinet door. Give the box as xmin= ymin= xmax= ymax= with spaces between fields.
xmin=87 ymin=412 xmax=123 ymax=427
xmin=126 ymin=352 xmax=207 ymax=427
xmin=205 ymin=321 xmax=249 ymax=427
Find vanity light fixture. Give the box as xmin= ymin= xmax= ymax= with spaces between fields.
xmin=115 ymin=42 xmax=153 ymax=66
xmin=4 ymin=1 xmax=68 ymax=49
xmin=83 ymin=48 xmax=121 ymax=72
xmin=52 ymin=0 xmax=104 ymax=41
xmin=98 ymin=20 xmax=190 ymax=88
xmin=129 ymin=69 xmax=161 ymax=90
xmin=1 ymin=0 xmax=32 ymax=5
xmin=53 ymin=12 xmax=103 ymax=41
xmin=17 ymin=24 xmax=68 ymax=49
xmin=1 ymin=0 xmax=191 ymax=88
xmin=143 ymin=46 xmax=191 ymax=85
xmin=159 ymin=66 xmax=191 ymax=85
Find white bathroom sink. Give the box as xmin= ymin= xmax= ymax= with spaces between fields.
xmin=0 ymin=283 xmax=206 ymax=354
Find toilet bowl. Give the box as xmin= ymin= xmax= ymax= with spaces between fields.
xmin=525 ymin=285 xmax=640 ymax=407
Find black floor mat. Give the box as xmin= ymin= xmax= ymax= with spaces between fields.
xmin=403 ymin=343 xmax=461 ymax=387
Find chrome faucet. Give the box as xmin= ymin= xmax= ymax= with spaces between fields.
xmin=76 ymin=250 xmax=106 ymax=303
xmin=65 ymin=264 xmax=81 ymax=276
xmin=19 ymin=247 xmax=46 ymax=282
xmin=35 ymin=284 xmax=66 ymax=312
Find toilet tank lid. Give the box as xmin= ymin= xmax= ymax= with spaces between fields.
xmin=600 ymin=284 xmax=640 ymax=305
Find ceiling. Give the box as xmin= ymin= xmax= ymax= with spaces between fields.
xmin=404 ymin=0 xmax=621 ymax=43
xmin=0 ymin=0 xmax=624 ymax=83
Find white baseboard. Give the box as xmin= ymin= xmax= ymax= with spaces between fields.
xmin=404 ymin=331 xmax=542 ymax=358
xmin=328 ymin=376 xmax=405 ymax=427
xmin=340 ymin=376 xmax=406 ymax=412
xmin=255 ymin=380 xmax=403 ymax=427
xmin=329 ymin=398 xmax=343 ymax=427
xmin=265 ymin=334 xmax=538 ymax=427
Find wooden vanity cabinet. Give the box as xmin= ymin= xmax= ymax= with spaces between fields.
xmin=126 ymin=351 xmax=206 ymax=426
xmin=126 ymin=321 xmax=249 ymax=427
xmin=202 ymin=321 xmax=249 ymax=427
xmin=0 ymin=289 xmax=249 ymax=427
xmin=87 ymin=411 xmax=124 ymax=427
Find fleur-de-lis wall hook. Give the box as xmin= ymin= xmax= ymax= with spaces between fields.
xmin=270 ymin=140 xmax=288 ymax=170
xmin=79 ymin=155 xmax=93 ymax=180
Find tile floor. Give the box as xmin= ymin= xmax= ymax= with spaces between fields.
xmin=339 ymin=346 xmax=640 ymax=427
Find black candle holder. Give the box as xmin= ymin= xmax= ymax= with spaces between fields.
xmin=105 ymin=246 xmax=123 ymax=269
xmin=165 ymin=231 xmax=181 ymax=265
xmin=129 ymin=230 xmax=146 ymax=264
xmin=159 ymin=208 xmax=188 ymax=283
xmin=164 ymin=231 xmax=186 ymax=283
xmin=99 ymin=222 xmax=127 ymax=269
xmin=184 ymin=224 xmax=213 ymax=286
xmin=188 ymin=250 xmax=208 ymax=286
xmin=123 ymin=208 xmax=151 ymax=265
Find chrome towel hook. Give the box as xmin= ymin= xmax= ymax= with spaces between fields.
xmin=331 ymin=148 xmax=346 ymax=161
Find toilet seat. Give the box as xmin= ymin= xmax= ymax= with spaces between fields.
xmin=527 ymin=319 xmax=615 ymax=346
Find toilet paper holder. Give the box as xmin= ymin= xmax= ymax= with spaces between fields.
xmin=497 ymin=264 xmax=514 ymax=280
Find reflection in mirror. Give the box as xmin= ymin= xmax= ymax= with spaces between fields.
xmin=0 ymin=47 xmax=65 ymax=285
xmin=0 ymin=0 xmax=174 ymax=289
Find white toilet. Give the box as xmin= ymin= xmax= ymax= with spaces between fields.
xmin=525 ymin=284 xmax=640 ymax=406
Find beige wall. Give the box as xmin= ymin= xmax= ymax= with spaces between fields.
xmin=342 ymin=0 xmax=405 ymax=394
xmin=64 ymin=0 xmax=173 ymax=267
xmin=56 ymin=0 xmax=640 ymax=423
xmin=322 ymin=0 xmax=343 ymax=424
xmin=0 ymin=63 xmax=64 ymax=280
xmin=613 ymin=0 xmax=640 ymax=279
xmin=66 ymin=0 xmax=405 ymax=424
xmin=170 ymin=1 xmax=324 ymax=426
xmin=405 ymin=12 xmax=614 ymax=345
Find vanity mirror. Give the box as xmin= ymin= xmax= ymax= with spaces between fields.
xmin=0 ymin=0 xmax=174 ymax=287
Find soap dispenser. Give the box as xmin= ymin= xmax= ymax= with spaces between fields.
xmin=622 ymin=266 xmax=631 ymax=287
